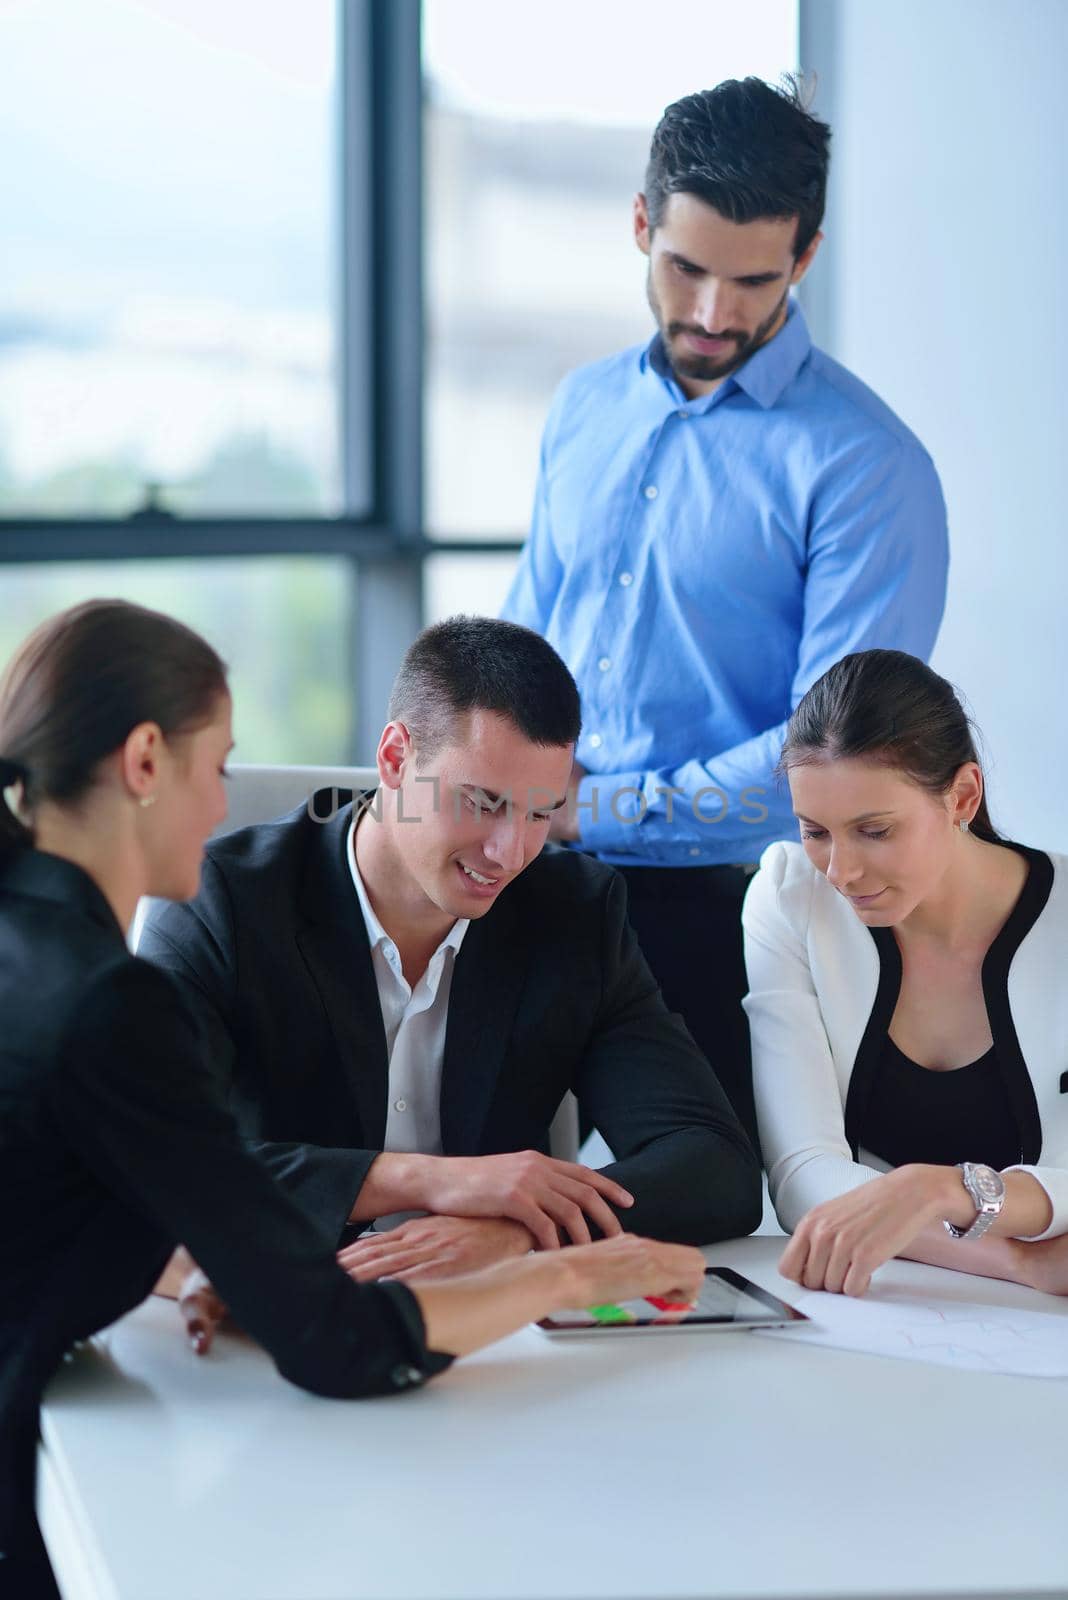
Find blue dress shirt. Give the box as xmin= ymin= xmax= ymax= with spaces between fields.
xmin=502 ymin=302 xmax=948 ymax=866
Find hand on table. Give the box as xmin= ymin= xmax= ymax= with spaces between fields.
xmin=557 ymin=1234 xmax=707 ymax=1311
xmin=779 ymin=1165 xmax=964 ymax=1298
xmin=338 ymin=1215 xmax=535 ymax=1284
xmin=177 ymin=1257 xmax=229 ymax=1355
xmin=428 ymin=1150 xmax=632 ymax=1249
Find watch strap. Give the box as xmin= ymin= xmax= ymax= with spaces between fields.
xmin=943 ymin=1162 xmax=1006 ymax=1242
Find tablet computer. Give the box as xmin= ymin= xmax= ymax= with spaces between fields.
xmin=535 ymin=1266 xmax=809 ymax=1336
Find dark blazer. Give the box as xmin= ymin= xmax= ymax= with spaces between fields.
xmin=140 ymin=797 xmax=761 ymax=1245
xmin=0 ymin=849 xmax=447 ymax=1595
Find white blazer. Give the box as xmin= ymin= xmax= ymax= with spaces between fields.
xmin=742 ymin=840 xmax=1068 ymax=1237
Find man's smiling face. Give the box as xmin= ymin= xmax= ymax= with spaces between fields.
xmin=386 ymin=709 xmax=574 ymax=921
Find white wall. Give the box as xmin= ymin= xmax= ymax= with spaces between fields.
xmin=799 ymin=0 xmax=1068 ymax=850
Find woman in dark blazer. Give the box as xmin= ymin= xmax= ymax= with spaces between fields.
xmin=0 ymin=599 xmax=703 ymax=1598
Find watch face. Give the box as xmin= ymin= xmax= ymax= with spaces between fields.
xmin=968 ymin=1164 xmax=1005 ymax=1204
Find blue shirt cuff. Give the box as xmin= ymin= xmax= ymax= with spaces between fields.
xmin=576 ymin=770 xmax=648 ymax=854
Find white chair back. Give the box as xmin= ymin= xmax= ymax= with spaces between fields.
xmin=212 ymin=762 xmax=378 ymax=839
xmin=130 ymin=764 xmax=375 ymax=950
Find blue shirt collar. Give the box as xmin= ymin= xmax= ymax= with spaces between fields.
xmin=641 ymin=298 xmax=812 ymax=411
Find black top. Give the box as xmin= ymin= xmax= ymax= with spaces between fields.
xmin=845 ymin=843 xmax=1053 ymax=1167
xmin=138 ymin=795 xmax=760 ymax=1247
xmin=0 ymin=847 xmax=450 ymax=1588
xmin=859 ymin=1036 xmax=1022 ymax=1172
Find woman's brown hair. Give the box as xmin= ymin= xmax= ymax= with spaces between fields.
xmin=779 ymin=649 xmax=1000 ymax=842
xmin=0 ymin=599 xmax=227 ymax=857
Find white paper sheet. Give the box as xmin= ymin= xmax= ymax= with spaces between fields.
xmin=756 ymin=1279 xmax=1068 ymax=1376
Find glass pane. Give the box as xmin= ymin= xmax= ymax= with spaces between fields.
xmin=0 ymin=0 xmax=340 ymax=518
xmin=423 ymin=0 xmax=798 ymax=537
xmin=0 ymin=559 xmax=355 ymax=764
xmin=423 ymin=550 xmax=520 ymax=625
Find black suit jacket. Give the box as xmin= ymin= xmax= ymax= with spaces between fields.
xmin=0 ymin=849 xmax=447 ymax=1589
xmin=140 ymin=797 xmax=761 ymax=1245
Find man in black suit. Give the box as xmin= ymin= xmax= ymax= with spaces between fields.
xmin=141 ymin=618 xmax=759 ymax=1285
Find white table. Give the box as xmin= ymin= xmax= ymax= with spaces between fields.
xmin=39 ymin=1237 xmax=1068 ymax=1600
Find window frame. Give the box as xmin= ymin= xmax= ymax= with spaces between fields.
xmin=0 ymin=0 xmax=522 ymax=758
xmin=0 ymin=0 xmax=524 ymax=565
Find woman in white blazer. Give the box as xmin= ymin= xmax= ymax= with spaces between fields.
xmin=743 ymin=648 xmax=1068 ymax=1297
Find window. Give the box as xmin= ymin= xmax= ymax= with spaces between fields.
xmin=0 ymin=0 xmax=339 ymax=518
xmin=1 ymin=2 xmax=799 ymax=756
xmin=423 ymin=549 xmax=519 ymax=627
xmin=0 ymin=558 xmax=355 ymax=762
xmin=423 ymin=0 xmax=799 ymax=540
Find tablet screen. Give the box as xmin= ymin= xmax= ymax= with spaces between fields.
xmin=536 ymin=1267 xmax=808 ymax=1333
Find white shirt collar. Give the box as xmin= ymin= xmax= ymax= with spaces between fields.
xmin=346 ymin=815 xmax=469 ymax=965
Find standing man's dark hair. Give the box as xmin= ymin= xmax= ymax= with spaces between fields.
xmin=645 ymin=76 xmax=831 ymax=257
xmin=388 ymin=615 xmax=581 ymax=763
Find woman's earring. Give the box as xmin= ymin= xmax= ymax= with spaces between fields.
xmin=139 ymin=794 xmax=157 ymax=809
xmin=959 ymin=818 xmax=969 ymax=834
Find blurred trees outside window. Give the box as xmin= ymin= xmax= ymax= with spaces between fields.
xmin=1 ymin=0 xmax=798 ymax=752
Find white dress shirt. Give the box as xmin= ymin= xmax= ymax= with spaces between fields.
xmin=347 ymin=818 xmax=469 ymax=1160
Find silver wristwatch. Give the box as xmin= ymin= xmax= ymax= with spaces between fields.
xmin=943 ymin=1162 xmax=1006 ymax=1241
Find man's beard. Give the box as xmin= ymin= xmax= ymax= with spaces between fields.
xmin=648 ymin=278 xmax=789 ymax=384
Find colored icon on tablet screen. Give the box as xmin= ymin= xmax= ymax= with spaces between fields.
xmin=588 ymin=1303 xmax=635 ymax=1325
xmin=645 ymin=1295 xmax=696 ymax=1313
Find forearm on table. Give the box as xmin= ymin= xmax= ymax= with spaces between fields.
xmin=348 ymin=1152 xmax=446 ymax=1222
xmin=923 ymin=1166 xmax=1053 ymax=1241
xmin=410 ymin=1252 xmax=572 ymax=1357
xmin=603 ymin=1131 xmax=761 ymax=1244
xmin=901 ymin=1225 xmax=1039 ymax=1286
xmin=898 ymin=1169 xmax=1054 ymax=1283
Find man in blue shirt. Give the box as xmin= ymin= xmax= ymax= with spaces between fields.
xmin=502 ymin=78 xmax=948 ymax=1145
